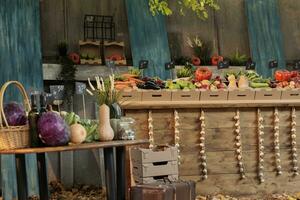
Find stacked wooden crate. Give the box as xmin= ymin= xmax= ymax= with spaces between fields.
xmin=131 ymin=147 xmax=179 ymax=184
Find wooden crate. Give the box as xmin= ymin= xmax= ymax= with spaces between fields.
xmin=79 ymin=40 xmax=102 ymax=65
xmin=120 ymin=90 xmax=142 ymax=102
xmin=171 ymin=90 xmax=200 ymax=101
xmin=281 ymin=89 xmax=300 ymax=100
xmin=142 ymin=90 xmax=172 ymax=101
xmin=228 ymin=89 xmax=255 ymax=100
xmin=104 ymin=41 xmax=127 ymax=65
xmin=255 ymin=88 xmax=282 ymax=100
xmin=133 ymin=174 xmax=179 ymax=184
xmin=200 ymin=90 xmax=228 ymax=101
xmin=131 ymin=147 xmax=178 ymax=164
xmin=132 ymin=160 xmax=178 ymax=178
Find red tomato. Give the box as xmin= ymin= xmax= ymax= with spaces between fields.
xmin=192 ymin=56 xmax=201 ymax=66
xmin=275 ymin=70 xmax=292 ymax=81
xmin=195 ymin=67 xmax=212 ymax=81
xmin=211 ymin=55 xmax=223 ymax=66
xmin=283 ymin=70 xmax=291 ymax=81
xmin=291 ymin=70 xmax=298 ymax=78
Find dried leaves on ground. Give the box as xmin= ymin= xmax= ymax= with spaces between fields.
xmin=196 ymin=193 xmax=300 ymax=200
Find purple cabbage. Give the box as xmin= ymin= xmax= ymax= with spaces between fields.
xmin=4 ymin=102 xmax=27 ymax=126
xmin=38 ymin=112 xmax=70 ymax=146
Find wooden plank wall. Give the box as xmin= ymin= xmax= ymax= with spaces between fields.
xmin=125 ymin=107 xmax=300 ymax=197
xmin=0 ymin=0 xmax=43 ymax=199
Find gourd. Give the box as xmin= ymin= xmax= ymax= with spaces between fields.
xmin=99 ymin=104 xmax=114 ymax=141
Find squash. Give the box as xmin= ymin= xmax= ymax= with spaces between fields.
xmin=228 ymin=74 xmax=237 ymax=89
xmin=238 ymin=75 xmax=249 ymax=89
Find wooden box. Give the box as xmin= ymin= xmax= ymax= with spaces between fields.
xmin=79 ymin=40 xmax=102 ymax=65
xmin=104 ymin=41 xmax=126 ymax=65
xmin=132 ymin=160 xmax=178 ymax=178
xmin=171 ymin=90 xmax=200 ymax=101
xmin=255 ymin=89 xmax=282 ymax=100
xmin=200 ymin=90 xmax=228 ymax=101
xmin=131 ymin=147 xmax=178 ymax=164
xmin=281 ymin=89 xmax=300 ymax=100
xmin=120 ymin=90 xmax=142 ymax=102
xmin=142 ymin=90 xmax=172 ymax=101
xmin=228 ymin=89 xmax=255 ymax=100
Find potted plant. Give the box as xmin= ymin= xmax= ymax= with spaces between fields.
xmin=86 ymin=75 xmax=121 ymax=141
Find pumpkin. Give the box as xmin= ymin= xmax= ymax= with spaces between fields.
xmin=192 ymin=56 xmax=201 ymax=66
xmin=195 ymin=67 xmax=212 ymax=81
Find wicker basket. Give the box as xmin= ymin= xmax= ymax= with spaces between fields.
xmin=0 ymin=81 xmax=31 ymax=150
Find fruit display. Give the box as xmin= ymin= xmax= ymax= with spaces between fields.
xmin=194 ymin=76 xmax=226 ymax=90
xmin=275 ymin=70 xmax=300 ymax=89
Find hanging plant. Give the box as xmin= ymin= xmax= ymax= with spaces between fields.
xmin=174 ymin=110 xmax=181 ymax=165
xmin=148 ymin=0 xmax=219 ymax=20
xmin=290 ymin=107 xmax=298 ymax=176
xmin=148 ymin=110 xmax=154 ymax=149
xmin=257 ymin=108 xmax=265 ymax=183
xmin=233 ymin=109 xmax=246 ymax=179
xmin=199 ymin=109 xmax=207 ymax=180
xmin=273 ymin=107 xmax=282 ymax=175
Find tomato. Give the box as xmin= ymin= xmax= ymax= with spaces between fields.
xmin=291 ymin=70 xmax=299 ymax=78
xmin=275 ymin=70 xmax=291 ymax=81
xmin=211 ymin=55 xmax=223 ymax=66
xmin=192 ymin=56 xmax=201 ymax=66
xmin=195 ymin=67 xmax=212 ymax=81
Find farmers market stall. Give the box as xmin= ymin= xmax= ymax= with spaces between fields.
xmin=111 ymin=68 xmax=300 ymax=197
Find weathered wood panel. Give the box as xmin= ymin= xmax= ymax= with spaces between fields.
xmin=0 ymin=0 xmax=43 ymax=198
xmin=125 ymin=107 xmax=300 ymax=196
xmin=125 ymin=0 xmax=171 ymax=79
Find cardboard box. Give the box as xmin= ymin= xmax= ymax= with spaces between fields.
xmin=132 ymin=160 xmax=178 ymax=178
xmin=131 ymin=147 xmax=178 ymax=164
xmin=133 ymin=174 xmax=179 ymax=184
xmin=120 ymin=90 xmax=142 ymax=102
xmin=255 ymin=89 xmax=282 ymax=100
xmin=281 ymin=89 xmax=300 ymax=100
xmin=228 ymin=89 xmax=255 ymax=100
xmin=171 ymin=90 xmax=200 ymax=101
xmin=200 ymin=90 xmax=228 ymax=101
xmin=142 ymin=90 xmax=172 ymax=101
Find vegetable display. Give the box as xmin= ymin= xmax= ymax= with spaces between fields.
xmin=195 ymin=67 xmax=212 ymax=81
xmin=4 ymin=102 xmax=27 ymax=126
xmin=38 ymin=112 xmax=70 ymax=146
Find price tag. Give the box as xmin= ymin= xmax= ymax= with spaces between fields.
xmin=165 ymin=61 xmax=175 ymax=70
xmin=293 ymin=60 xmax=300 ymax=70
xmin=246 ymin=61 xmax=256 ymax=70
xmin=49 ymin=85 xmax=65 ymax=100
xmin=139 ymin=60 xmax=149 ymax=69
xmin=217 ymin=59 xmax=230 ymax=69
xmin=269 ymin=60 xmax=278 ymax=69
xmin=75 ymin=82 xmax=87 ymax=95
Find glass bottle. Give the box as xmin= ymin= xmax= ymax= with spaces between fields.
xmin=28 ymin=94 xmax=41 ymax=147
xmin=39 ymin=93 xmax=48 ymax=114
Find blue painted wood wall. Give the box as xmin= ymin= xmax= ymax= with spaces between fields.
xmin=245 ymin=0 xmax=286 ymax=77
xmin=125 ymin=0 xmax=171 ymax=80
xmin=0 ymin=0 xmax=43 ymax=199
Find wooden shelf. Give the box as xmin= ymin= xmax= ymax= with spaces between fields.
xmin=43 ymin=63 xmax=130 ymax=81
xmin=121 ymin=100 xmax=300 ymax=109
xmin=0 ymin=139 xmax=149 ymax=154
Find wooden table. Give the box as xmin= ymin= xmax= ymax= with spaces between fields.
xmin=0 ymin=140 xmax=149 ymax=200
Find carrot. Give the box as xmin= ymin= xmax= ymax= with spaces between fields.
xmin=114 ymin=81 xmax=132 ymax=85
xmin=122 ymin=74 xmax=138 ymax=79
xmin=128 ymin=77 xmax=144 ymax=83
xmin=115 ymin=84 xmax=130 ymax=90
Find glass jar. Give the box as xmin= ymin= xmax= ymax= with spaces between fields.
xmin=117 ymin=117 xmax=135 ymax=140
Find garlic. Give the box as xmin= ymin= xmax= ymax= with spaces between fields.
xmin=290 ymin=107 xmax=298 ymax=176
xmin=148 ymin=110 xmax=154 ymax=149
xmin=257 ymin=108 xmax=265 ymax=181
xmin=199 ymin=109 xmax=207 ymax=180
xmin=234 ymin=109 xmax=245 ymax=178
xmin=174 ymin=110 xmax=181 ymax=165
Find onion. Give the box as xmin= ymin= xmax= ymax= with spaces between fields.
xmin=70 ymin=123 xmax=87 ymax=144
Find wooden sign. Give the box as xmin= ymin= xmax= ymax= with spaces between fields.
xmin=269 ymin=60 xmax=278 ymax=69
xmin=139 ymin=60 xmax=148 ymax=69
xmin=165 ymin=61 xmax=175 ymax=70
xmin=217 ymin=59 xmax=230 ymax=69
xmin=246 ymin=61 xmax=256 ymax=70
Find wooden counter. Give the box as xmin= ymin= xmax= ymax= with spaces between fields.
xmin=121 ymin=100 xmax=300 ymax=197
